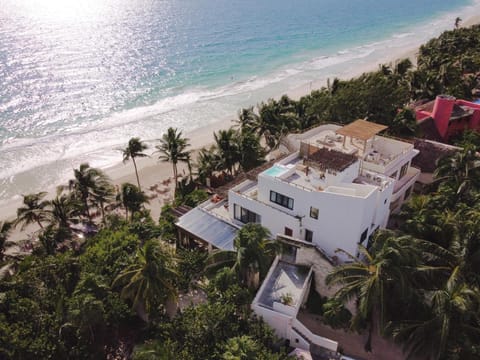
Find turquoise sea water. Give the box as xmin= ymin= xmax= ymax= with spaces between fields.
xmin=0 ymin=0 xmax=478 ymax=203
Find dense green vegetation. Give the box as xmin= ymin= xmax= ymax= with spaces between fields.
xmin=1 ymin=198 xmax=285 ymax=359
xmin=2 ymin=24 xmax=480 ymax=359
xmin=195 ymin=26 xmax=480 ymax=186
xmin=0 ymin=147 xmax=284 ymax=359
xmin=326 ymin=142 xmax=480 ymax=359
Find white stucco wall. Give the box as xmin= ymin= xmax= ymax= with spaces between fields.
xmin=229 ymin=175 xmax=386 ymax=261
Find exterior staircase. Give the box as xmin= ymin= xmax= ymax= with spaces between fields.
xmin=291 ymin=325 xmax=342 ymax=360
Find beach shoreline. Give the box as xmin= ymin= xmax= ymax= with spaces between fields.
xmin=2 ymin=15 xmax=480 ymax=244
xmin=0 ymin=43 xmax=413 ymax=225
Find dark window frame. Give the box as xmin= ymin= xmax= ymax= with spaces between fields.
xmin=270 ymin=190 xmax=294 ymax=210
xmin=310 ymin=206 xmax=319 ymax=219
xmin=399 ymin=163 xmax=409 ymax=180
xmin=305 ymin=229 xmax=313 ymax=242
xmin=359 ymin=228 xmax=368 ymax=245
xmin=234 ymin=204 xmax=260 ymax=224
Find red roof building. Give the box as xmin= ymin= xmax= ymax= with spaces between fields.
xmin=415 ymin=95 xmax=480 ymax=142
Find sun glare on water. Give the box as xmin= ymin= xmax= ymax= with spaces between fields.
xmin=18 ymin=0 xmax=109 ymax=22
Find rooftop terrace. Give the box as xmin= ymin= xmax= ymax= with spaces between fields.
xmin=300 ymin=127 xmax=414 ymax=169
xmin=255 ymin=153 xmax=387 ymax=196
xmin=257 ymin=260 xmax=310 ymax=309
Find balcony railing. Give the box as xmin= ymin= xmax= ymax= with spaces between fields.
xmin=393 ymin=166 xmax=420 ymax=194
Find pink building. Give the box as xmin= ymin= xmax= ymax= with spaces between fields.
xmin=415 ymin=95 xmax=480 ymax=142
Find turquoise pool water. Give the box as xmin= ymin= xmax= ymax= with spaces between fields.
xmin=263 ymin=165 xmax=288 ymax=177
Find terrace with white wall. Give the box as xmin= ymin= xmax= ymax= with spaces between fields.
xmin=252 ymin=257 xmax=339 ymax=354
xmin=229 ymin=141 xmax=394 ymax=261
xmin=177 ymin=121 xmax=418 ymax=259
xmin=285 ymin=120 xmax=420 ymax=212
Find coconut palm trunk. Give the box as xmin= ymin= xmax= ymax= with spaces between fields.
xmin=132 ymin=157 xmax=141 ymax=191
xmin=120 ymin=137 xmax=148 ymax=192
xmin=83 ymin=197 xmax=90 ymax=221
xmin=156 ymin=127 xmax=191 ymax=196
xmin=172 ymin=162 xmax=179 ymax=193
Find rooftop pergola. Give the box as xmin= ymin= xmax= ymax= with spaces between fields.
xmin=335 ymin=119 xmax=388 ymax=152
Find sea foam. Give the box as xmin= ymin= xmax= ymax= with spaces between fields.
xmin=0 ymin=0 xmax=479 ymax=203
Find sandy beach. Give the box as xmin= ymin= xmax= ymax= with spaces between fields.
xmin=2 ymin=15 xmax=479 ymax=245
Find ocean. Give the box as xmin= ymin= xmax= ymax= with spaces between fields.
xmin=0 ymin=0 xmax=478 ymax=205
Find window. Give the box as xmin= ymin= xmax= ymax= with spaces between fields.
xmin=367 ymin=226 xmax=379 ymax=250
xmin=284 ymin=227 xmax=293 ymax=237
xmin=399 ymin=163 xmax=409 ymax=180
xmin=359 ymin=228 xmax=368 ymax=245
xmin=234 ymin=204 xmax=260 ymax=224
xmin=270 ymin=190 xmax=294 ymax=210
xmin=305 ymin=229 xmax=313 ymax=242
xmin=310 ymin=206 xmax=319 ymax=219
xmin=390 ymin=171 xmax=398 ymax=180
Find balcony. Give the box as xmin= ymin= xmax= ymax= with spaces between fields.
xmin=393 ymin=166 xmax=420 ymax=195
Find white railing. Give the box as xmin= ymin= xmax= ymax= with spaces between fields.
xmin=393 ymin=166 xmax=420 ymax=194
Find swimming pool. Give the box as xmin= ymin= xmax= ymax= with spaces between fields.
xmin=263 ymin=165 xmax=288 ymax=177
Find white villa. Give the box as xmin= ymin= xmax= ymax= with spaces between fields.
xmin=177 ymin=120 xmax=420 ymax=261
xmin=176 ymin=120 xmax=421 ymax=358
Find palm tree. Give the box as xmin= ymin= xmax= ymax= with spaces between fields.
xmin=434 ymin=146 xmax=480 ymax=195
xmin=389 ymin=109 xmax=417 ymax=137
xmin=238 ymin=129 xmax=266 ymax=172
xmin=37 ymin=224 xmax=70 ymax=255
xmin=394 ymin=58 xmax=413 ymax=78
xmin=253 ymin=96 xmax=299 ymax=150
xmin=455 ymin=17 xmax=462 ymax=29
xmin=185 ymin=152 xmax=194 ymax=183
xmin=214 ymin=128 xmax=241 ymax=176
xmin=155 ymin=127 xmax=190 ymax=194
xmin=119 ymin=183 xmax=148 ymax=221
xmin=48 ymin=193 xmax=81 ymax=229
xmin=205 ymin=224 xmax=278 ymax=289
xmin=398 ymin=194 xmax=432 ymax=238
xmin=90 ymin=182 xmax=115 ymax=224
xmin=15 ymin=192 xmax=50 ymax=230
xmin=326 ymin=231 xmax=426 ymax=352
xmin=392 ymin=267 xmax=480 ymax=360
xmin=256 ymin=99 xmax=288 ymax=150
xmin=195 ymin=146 xmax=219 ymax=185
xmin=68 ymin=163 xmax=111 ymax=221
xmin=113 ymin=240 xmax=178 ymax=320
xmin=235 ymin=107 xmax=260 ymax=134
xmin=121 ymin=137 xmax=148 ymax=191
xmin=0 ymin=221 xmax=13 ymax=260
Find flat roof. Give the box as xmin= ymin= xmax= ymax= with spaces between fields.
xmin=336 ymin=119 xmax=387 ymax=141
xmin=176 ymin=208 xmax=238 ymax=251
